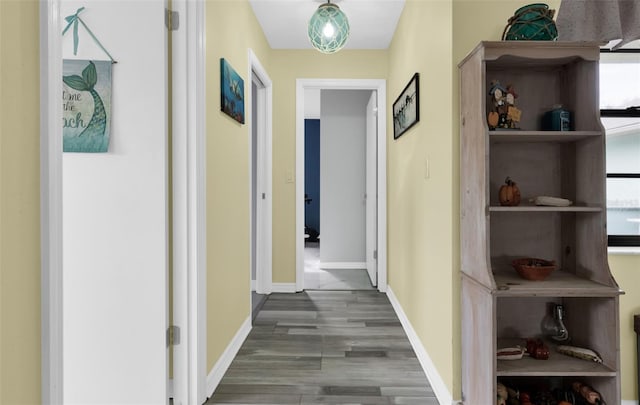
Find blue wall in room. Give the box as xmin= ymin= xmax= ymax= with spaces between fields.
xmin=305 ymin=119 xmax=320 ymax=235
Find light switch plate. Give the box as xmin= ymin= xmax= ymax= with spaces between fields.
xmin=424 ymin=158 xmax=430 ymax=180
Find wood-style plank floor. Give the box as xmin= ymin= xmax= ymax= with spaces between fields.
xmin=207 ymin=290 xmax=439 ymax=405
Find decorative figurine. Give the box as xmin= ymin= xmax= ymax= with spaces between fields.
xmin=496 ymin=382 xmax=508 ymax=405
xmin=526 ymin=338 xmax=550 ymax=360
xmin=488 ymin=80 xmax=521 ymax=129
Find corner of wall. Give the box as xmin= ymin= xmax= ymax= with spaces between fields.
xmin=387 ymin=287 xmax=459 ymax=405
xmin=0 ymin=1 xmax=42 ymax=403
xmin=206 ymin=317 xmax=251 ymax=397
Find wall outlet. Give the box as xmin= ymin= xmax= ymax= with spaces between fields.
xmin=286 ymin=170 xmax=295 ymax=183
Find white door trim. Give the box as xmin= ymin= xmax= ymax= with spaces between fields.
xmin=172 ymin=0 xmax=207 ymax=404
xmin=248 ymin=49 xmax=273 ymax=295
xmin=40 ymin=1 xmax=63 ymax=403
xmin=365 ymin=91 xmax=378 ymax=287
xmin=295 ymin=79 xmax=388 ymax=292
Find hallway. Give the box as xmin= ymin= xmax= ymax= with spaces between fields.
xmin=207 ymin=291 xmax=438 ymax=405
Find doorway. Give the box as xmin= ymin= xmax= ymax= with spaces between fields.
xmin=42 ymin=1 xmax=208 ymax=404
xmin=295 ymin=80 xmax=388 ymax=292
xmin=303 ymin=90 xmax=376 ymax=290
xmin=250 ymin=78 xmax=266 ymax=318
xmin=44 ymin=1 xmax=174 ymax=403
xmin=248 ymin=50 xmax=273 ymax=318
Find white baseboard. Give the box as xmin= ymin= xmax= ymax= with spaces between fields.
xmin=168 ymin=378 xmax=173 ymax=398
xmin=622 ymin=400 xmax=639 ymax=405
xmin=319 ymin=262 xmax=366 ymax=269
xmin=251 ymin=279 xmax=256 ymax=291
xmin=271 ymin=282 xmax=296 ymax=293
xmin=206 ymin=316 xmax=252 ymax=398
xmin=386 ymin=287 xmax=461 ymax=405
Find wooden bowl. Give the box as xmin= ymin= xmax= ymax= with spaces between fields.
xmin=512 ymin=258 xmax=556 ymax=281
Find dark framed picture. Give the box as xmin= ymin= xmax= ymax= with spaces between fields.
xmin=220 ymin=58 xmax=245 ymax=124
xmin=392 ymin=73 xmax=419 ymax=139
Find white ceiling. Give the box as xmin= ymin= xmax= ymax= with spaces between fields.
xmin=249 ymin=0 xmax=406 ymax=50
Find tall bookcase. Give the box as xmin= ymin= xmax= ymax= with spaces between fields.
xmin=459 ymin=42 xmax=622 ymax=404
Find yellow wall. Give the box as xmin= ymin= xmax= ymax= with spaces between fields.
xmin=1 ymin=2 xmax=638 ymax=403
xmin=387 ymin=0 xmax=455 ymax=395
xmin=0 ymin=1 xmax=41 ymax=403
xmin=205 ymin=0 xmax=272 ymax=369
xmin=269 ymin=50 xmax=388 ymax=283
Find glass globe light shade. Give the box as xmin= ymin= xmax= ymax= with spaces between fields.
xmin=308 ymin=2 xmax=350 ymax=54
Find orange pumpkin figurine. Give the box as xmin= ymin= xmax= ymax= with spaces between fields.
xmin=499 ymin=177 xmax=521 ymax=206
xmin=488 ymin=111 xmax=500 ymax=129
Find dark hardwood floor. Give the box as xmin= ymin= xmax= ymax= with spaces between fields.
xmin=207 ymin=290 xmax=439 ymax=405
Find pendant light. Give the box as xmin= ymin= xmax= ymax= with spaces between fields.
xmin=308 ymin=0 xmax=350 ymax=54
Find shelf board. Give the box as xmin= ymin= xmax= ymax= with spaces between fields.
xmin=493 ymin=270 xmax=621 ymax=297
xmin=496 ymin=339 xmax=617 ymax=377
xmin=489 ymin=131 xmax=601 ymax=142
xmin=489 ymin=204 xmax=602 ymax=213
xmin=459 ymin=41 xmax=601 ymax=67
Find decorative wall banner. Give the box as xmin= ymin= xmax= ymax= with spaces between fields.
xmin=220 ymin=58 xmax=245 ymax=124
xmin=63 ymin=60 xmax=112 ymax=153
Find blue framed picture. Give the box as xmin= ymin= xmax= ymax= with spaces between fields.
xmin=220 ymin=58 xmax=245 ymax=124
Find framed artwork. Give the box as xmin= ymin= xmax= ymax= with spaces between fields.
xmin=220 ymin=58 xmax=245 ymax=124
xmin=392 ymin=72 xmax=420 ymax=139
xmin=62 ymin=59 xmax=112 ymax=152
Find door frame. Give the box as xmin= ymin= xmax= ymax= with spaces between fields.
xmin=171 ymin=0 xmax=207 ymax=404
xmin=248 ymin=49 xmax=273 ymax=295
xmin=40 ymin=1 xmax=63 ymax=403
xmin=365 ymin=91 xmax=378 ymax=287
xmin=295 ymin=79 xmax=388 ymax=292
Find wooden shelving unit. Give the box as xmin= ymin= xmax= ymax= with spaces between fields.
xmin=459 ymin=42 xmax=622 ymax=404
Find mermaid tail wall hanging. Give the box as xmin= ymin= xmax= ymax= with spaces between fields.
xmin=62 ymin=60 xmax=112 ymax=152
xmin=61 ymin=7 xmax=115 ymax=153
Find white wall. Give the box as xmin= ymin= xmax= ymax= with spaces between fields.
xmin=61 ymin=1 xmax=167 ymax=403
xmin=319 ymin=90 xmax=371 ymax=263
xmin=305 ymin=88 xmax=321 ymax=119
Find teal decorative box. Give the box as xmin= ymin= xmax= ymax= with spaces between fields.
xmin=542 ymin=105 xmax=571 ymax=131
